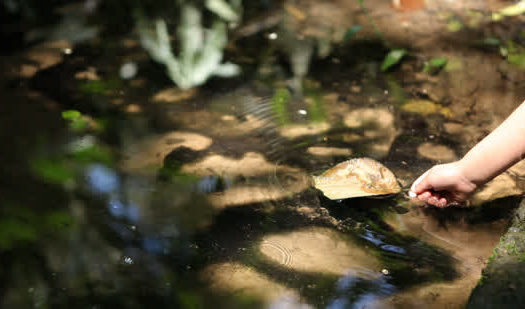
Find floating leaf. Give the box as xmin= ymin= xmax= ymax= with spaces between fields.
xmin=62 ymin=110 xmax=81 ymax=120
xmin=313 ymin=158 xmax=401 ymax=200
xmin=423 ymin=58 xmax=448 ymax=74
xmin=381 ymin=49 xmax=407 ymax=72
xmin=343 ymin=25 xmax=362 ymax=42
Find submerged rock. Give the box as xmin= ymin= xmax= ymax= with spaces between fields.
xmin=279 ymin=122 xmax=330 ymax=138
xmin=312 ymin=158 xmax=401 ymax=200
xmin=259 ymin=227 xmax=380 ymax=275
xmin=469 ymin=160 xmax=525 ymax=206
xmin=417 ymin=142 xmax=457 ymax=162
xmin=201 ymin=262 xmax=309 ymax=308
xmin=467 ymin=199 xmax=525 ymax=309
xmin=342 ymin=108 xmax=398 ymax=158
xmin=307 ymin=146 xmax=352 ymax=157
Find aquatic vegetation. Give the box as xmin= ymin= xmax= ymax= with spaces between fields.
xmin=381 ymin=49 xmax=407 ymax=72
xmin=343 ymin=25 xmax=363 ymax=42
xmin=271 ymin=88 xmax=292 ymax=125
xmin=0 ymin=206 xmax=72 ymax=250
xmin=447 ymin=19 xmax=463 ymax=32
xmin=423 ymin=57 xmax=448 ymax=75
xmin=31 ymin=158 xmax=75 ymax=185
xmin=504 ymin=42 xmax=525 ymax=70
xmin=136 ymin=1 xmax=242 ymax=90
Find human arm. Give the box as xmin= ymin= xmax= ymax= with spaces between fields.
xmin=409 ymin=101 xmax=525 ymax=207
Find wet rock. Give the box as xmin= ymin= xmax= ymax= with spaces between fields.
xmin=15 ymin=40 xmax=72 ymax=78
xmin=182 ymin=152 xmax=301 ymax=178
xmin=201 ymin=262 xmax=309 ymax=308
xmin=343 ymin=108 xmax=398 ymax=158
xmin=470 ymin=172 xmax=523 ymax=206
xmin=151 ymin=87 xmax=198 ymax=104
xmin=508 ymin=159 xmax=525 ymax=177
xmin=259 ymin=227 xmax=380 ymax=275
xmin=74 ymin=66 xmax=99 ymax=81
xmin=180 ymin=152 xmax=311 ymax=209
xmin=279 ymin=122 xmax=330 ymax=139
xmin=208 ymin=173 xmax=311 ymax=209
xmin=124 ymin=104 xmax=142 ymax=114
xmin=165 ymin=109 xmax=269 ymax=137
xmin=467 ymin=199 xmax=525 ymax=309
xmin=313 ymin=158 xmax=401 ymax=200
xmin=306 ymin=146 xmax=352 ymax=157
xmin=417 ymin=142 xmax=457 ymax=162
xmin=443 ymin=122 xmax=464 ymax=135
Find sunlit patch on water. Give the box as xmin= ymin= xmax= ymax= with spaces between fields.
xmin=258 ymin=227 xmax=381 ymax=275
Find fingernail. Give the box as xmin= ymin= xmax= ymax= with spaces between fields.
xmin=408 ymin=191 xmax=416 ymax=198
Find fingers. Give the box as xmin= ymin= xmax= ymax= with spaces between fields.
xmin=409 ymin=169 xmax=431 ymax=197
xmin=415 ymin=190 xmax=449 ymax=208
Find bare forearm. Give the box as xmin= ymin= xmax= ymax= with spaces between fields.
xmin=458 ymin=101 xmax=525 ymax=186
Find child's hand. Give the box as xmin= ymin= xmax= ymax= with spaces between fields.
xmin=408 ymin=162 xmax=478 ymax=207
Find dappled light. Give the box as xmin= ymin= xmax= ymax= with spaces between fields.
xmin=2 ymin=0 xmax=525 ymax=307
xmin=259 ymin=227 xmax=380 ymax=275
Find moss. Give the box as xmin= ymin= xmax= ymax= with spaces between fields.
xmin=477 ymin=274 xmax=486 ymax=286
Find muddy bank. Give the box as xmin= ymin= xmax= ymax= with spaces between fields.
xmin=467 ymin=198 xmax=525 ymax=308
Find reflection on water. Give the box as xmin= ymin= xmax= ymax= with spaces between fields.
xmin=327 ymin=269 xmax=396 ymax=309
xmin=3 ymin=1 xmax=525 ymax=308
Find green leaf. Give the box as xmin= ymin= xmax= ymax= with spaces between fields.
xmin=343 ymin=25 xmax=362 ymax=42
xmin=31 ymin=159 xmax=75 ymax=185
xmin=62 ymin=110 xmax=81 ymax=120
xmin=381 ymin=49 xmax=407 ymax=72
xmin=69 ymin=118 xmax=90 ymax=132
xmin=71 ymin=145 xmax=114 ymax=165
xmin=423 ymin=58 xmax=448 ymax=74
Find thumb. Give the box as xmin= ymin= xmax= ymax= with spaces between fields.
xmin=409 ymin=169 xmax=432 ymax=197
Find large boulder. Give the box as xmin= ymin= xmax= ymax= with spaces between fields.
xmin=467 ymin=199 xmax=525 ymax=308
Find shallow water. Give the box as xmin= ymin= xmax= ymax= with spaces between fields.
xmin=2 ymin=1 xmax=525 ymax=308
